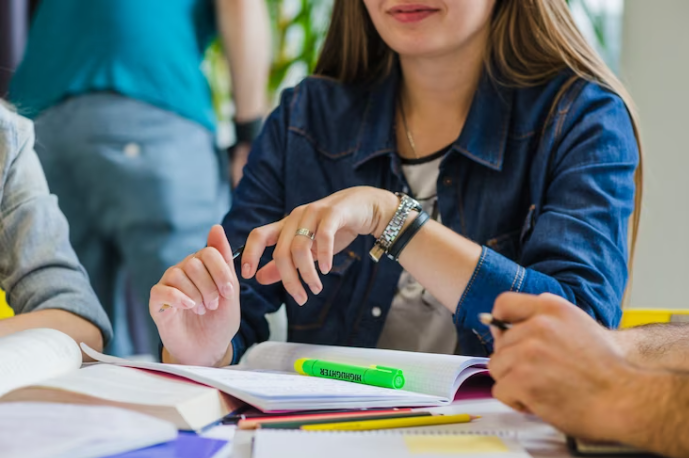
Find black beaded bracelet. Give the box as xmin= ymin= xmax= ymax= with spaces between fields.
xmin=387 ymin=210 xmax=431 ymax=262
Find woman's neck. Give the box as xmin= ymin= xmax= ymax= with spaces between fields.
xmin=396 ymin=30 xmax=488 ymax=159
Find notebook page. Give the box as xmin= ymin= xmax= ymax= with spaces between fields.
xmin=36 ymin=364 xmax=217 ymax=406
xmin=0 ymin=328 xmax=81 ymax=396
xmin=243 ymin=342 xmax=488 ymax=399
xmin=0 ymin=402 xmax=176 ymax=458
xmin=254 ymin=430 xmax=530 ymax=458
xmin=81 ymin=344 xmax=444 ymax=411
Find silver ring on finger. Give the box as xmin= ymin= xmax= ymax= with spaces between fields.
xmin=295 ymin=228 xmax=315 ymax=241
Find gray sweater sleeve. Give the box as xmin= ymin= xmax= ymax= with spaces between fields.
xmin=0 ymin=106 xmax=113 ymax=344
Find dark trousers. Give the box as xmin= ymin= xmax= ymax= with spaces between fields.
xmin=0 ymin=0 xmax=41 ymax=97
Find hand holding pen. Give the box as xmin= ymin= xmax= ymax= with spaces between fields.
xmin=150 ymin=225 xmax=241 ymax=367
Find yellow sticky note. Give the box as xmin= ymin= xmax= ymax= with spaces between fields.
xmin=404 ymin=435 xmax=508 ymax=455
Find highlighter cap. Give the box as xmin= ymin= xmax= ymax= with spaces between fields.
xmin=294 ymin=358 xmax=314 ymax=375
xmin=393 ymin=374 xmax=405 ymax=389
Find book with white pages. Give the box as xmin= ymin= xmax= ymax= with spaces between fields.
xmin=0 ymin=328 xmax=242 ymax=431
xmin=81 ymin=341 xmax=491 ymax=412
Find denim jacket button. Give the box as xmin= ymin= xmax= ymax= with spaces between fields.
xmin=442 ymin=177 xmax=453 ymax=186
xmin=123 ymin=143 xmax=141 ymax=158
xmin=371 ymin=306 xmax=382 ymax=318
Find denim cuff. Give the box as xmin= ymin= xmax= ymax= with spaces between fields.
xmin=454 ymin=246 xmax=526 ymax=346
xmin=230 ymin=333 xmax=246 ymax=366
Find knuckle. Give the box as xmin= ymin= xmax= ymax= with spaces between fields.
xmin=539 ymin=293 xmax=562 ymax=311
xmin=292 ymin=204 xmax=308 ymax=216
xmin=494 ymin=292 xmax=510 ymax=309
xmin=273 ymin=246 xmax=292 ymax=263
xmin=308 ymin=202 xmax=326 ymax=215
xmin=149 ymin=284 xmax=165 ymax=302
xmin=167 ymin=267 xmax=186 ymax=284
xmin=290 ymin=241 xmax=310 ymax=258
xmin=522 ymin=339 xmax=544 ymax=361
xmin=530 ymin=315 xmax=553 ymax=336
xmin=197 ymin=247 xmax=218 ymax=263
xmin=316 ymin=226 xmax=334 ymax=242
xmin=247 ymin=227 xmax=263 ymax=241
xmin=184 ymin=257 xmax=205 ymax=275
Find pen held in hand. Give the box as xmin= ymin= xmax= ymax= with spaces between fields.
xmin=479 ymin=313 xmax=512 ymax=331
xmin=158 ymin=245 xmax=245 ymax=313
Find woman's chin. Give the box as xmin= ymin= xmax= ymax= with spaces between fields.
xmin=390 ymin=42 xmax=462 ymax=60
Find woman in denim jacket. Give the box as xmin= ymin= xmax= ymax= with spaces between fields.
xmin=0 ymin=102 xmax=112 ymax=350
xmin=152 ymin=0 xmax=642 ymax=367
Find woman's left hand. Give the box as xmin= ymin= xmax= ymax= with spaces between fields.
xmin=240 ymin=186 xmax=399 ymax=305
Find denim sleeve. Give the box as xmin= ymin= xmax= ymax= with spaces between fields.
xmin=456 ymin=83 xmax=638 ymax=344
xmin=0 ymin=113 xmax=113 ymax=344
xmin=223 ymin=90 xmax=294 ymax=364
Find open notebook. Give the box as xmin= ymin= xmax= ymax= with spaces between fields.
xmin=0 ymin=329 xmax=241 ymax=430
xmin=82 ymin=341 xmax=491 ymax=412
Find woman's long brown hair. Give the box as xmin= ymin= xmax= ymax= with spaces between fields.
xmin=315 ymin=0 xmax=643 ymax=303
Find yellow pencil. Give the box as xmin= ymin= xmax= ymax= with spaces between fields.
xmin=302 ymin=413 xmax=480 ymax=431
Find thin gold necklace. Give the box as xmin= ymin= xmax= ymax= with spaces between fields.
xmin=399 ymin=96 xmax=419 ymax=159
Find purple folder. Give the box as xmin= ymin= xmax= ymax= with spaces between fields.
xmin=104 ymin=432 xmax=228 ymax=458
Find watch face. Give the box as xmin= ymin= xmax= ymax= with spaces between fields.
xmin=402 ymin=195 xmax=422 ymax=211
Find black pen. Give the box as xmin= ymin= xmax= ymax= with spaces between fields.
xmin=158 ymin=245 xmax=245 ymax=313
xmin=478 ymin=313 xmax=512 ymax=331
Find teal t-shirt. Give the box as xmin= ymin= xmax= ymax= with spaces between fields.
xmin=10 ymin=0 xmax=218 ymax=131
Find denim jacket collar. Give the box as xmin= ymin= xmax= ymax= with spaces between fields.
xmin=353 ymin=67 xmax=514 ymax=172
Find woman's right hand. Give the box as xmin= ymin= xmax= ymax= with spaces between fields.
xmin=150 ymin=225 xmax=240 ymax=367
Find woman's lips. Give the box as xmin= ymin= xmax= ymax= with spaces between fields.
xmin=388 ymin=5 xmax=440 ymax=23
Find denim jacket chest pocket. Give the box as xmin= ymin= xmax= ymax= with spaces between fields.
xmin=287 ymin=250 xmax=360 ymax=332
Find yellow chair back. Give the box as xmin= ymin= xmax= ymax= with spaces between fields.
xmin=0 ymin=290 xmax=13 ymax=319
xmin=620 ymin=309 xmax=689 ymax=328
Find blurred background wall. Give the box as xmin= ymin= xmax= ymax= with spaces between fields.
xmin=621 ymin=0 xmax=689 ymax=309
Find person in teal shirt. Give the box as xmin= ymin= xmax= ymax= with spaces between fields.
xmin=10 ymin=0 xmax=271 ymax=357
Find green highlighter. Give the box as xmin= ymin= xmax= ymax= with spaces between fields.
xmin=294 ymin=358 xmax=406 ymax=389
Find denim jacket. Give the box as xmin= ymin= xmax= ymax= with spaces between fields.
xmin=223 ymin=68 xmax=638 ymax=360
xmin=0 ymin=104 xmax=112 ymax=343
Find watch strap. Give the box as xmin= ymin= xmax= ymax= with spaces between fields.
xmin=387 ymin=210 xmax=430 ymax=261
xmin=234 ymin=118 xmax=263 ymax=144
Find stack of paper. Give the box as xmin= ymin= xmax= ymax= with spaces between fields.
xmin=0 ymin=403 xmax=177 ymax=458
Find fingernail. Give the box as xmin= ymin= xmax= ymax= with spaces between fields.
xmin=320 ymin=263 xmax=330 ymax=275
xmin=208 ymin=298 xmax=219 ymax=311
xmin=297 ymin=293 xmax=307 ymax=306
xmin=221 ymin=282 xmax=234 ymax=298
xmin=242 ymin=263 xmax=251 ymax=278
xmin=310 ymin=284 xmax=322 ymax=295
xmin=196 ymin=303 xmax=207 ymax=315
xmin=182 ymin=298 xmax=195 ymax=309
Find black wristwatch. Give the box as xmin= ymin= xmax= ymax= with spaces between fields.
xmin=227 ymin=117 xmax=264 ymax=158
